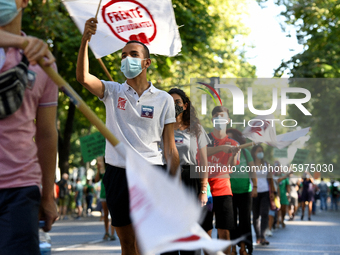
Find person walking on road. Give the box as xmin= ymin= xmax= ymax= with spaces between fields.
xmin=330 ymin=181 xmax=339 ymax=211
xmin=75 ymin=178 xmax=83 ymax=220
xmin=251 ymin=145 xmax=274 ymax=246
xmin=95 ymin=156 xmax=116 ymax=241
xmin=276 ymin=167 xmax=290 ymax=228
xmin=318 ymin=178 xmax=329 ymax=211
xmin=300 ymin=173 xmax=314 ymax=220
xmin=160 ymin=88 xmax=209 ymax=255
xmin=205 ymin=106 xmax=240 ymax=255
xmin=77 ymin=18 xmax=179 ymax=255
xmin=58 ymin=173 xmax=70 ymax=220
xmin=0 ymin=0 xmax=59 ymax=253
xmin=227 ymin=128 xmax=257 ymax=255
xmin=288 ymin=174 xmax=299 ymax=220
xmin=84 ymin=179 xmax=95 ymax=216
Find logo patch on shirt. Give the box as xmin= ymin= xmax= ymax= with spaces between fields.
xmin=175 ymin=135 xmax=184 ymax=143
xmin=117 ymin=97 xmax=127 ymax=110
xmin=26 ymin=70 xmax=36 ymax=90
xmin=141 ymin=105 xmax=154 ymax=118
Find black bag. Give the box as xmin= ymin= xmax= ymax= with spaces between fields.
xmin=58 ymin=179 xmax=67 ymax=199
xmin=0 ymin=54 xmax=29 ymax=119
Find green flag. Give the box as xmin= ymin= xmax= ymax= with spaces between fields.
xmin=80 ymin=132 xmax=106 ymax=162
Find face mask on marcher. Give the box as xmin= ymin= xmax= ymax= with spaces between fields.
xmin=0 ymin=0 xmax=22 ymax=27
xmin=212 ymin=116 xmax=227 ymax=131
xmin=256 ymin=152 xmax=264 ymax=159
xmin=120 ymin=57 xmax=147 ymax=79
xmin=175 ymin=104 xmax=184 ymax=118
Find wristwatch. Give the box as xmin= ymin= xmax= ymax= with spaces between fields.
xmin=201 ymin=190 xmax=207 ymax=194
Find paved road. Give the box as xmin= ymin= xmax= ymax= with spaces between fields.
xmin=51 ymin=208 xmax=340 ymax=254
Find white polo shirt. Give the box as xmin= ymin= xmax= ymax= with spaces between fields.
xmin=100 ymin=80 xmax=176 ymax=168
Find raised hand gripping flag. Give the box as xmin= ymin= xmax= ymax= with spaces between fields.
xmin=62 ymin=0 xmax=182 ymax=58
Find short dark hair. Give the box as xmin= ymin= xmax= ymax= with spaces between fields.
xmin=212 ymin=106 xmax=229 ymax=117
xmin=126 ymin=40 xmax=150 ymax=58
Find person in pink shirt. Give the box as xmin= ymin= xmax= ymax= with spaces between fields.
xmin=0 ymin=0 xmax=58 ymax=253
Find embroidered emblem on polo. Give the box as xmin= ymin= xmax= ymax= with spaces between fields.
xmin=141 ymin=105 xmax=154 ymax=118
xmin=117 ymin=97 xmax=127 ymax=110
xmin=175 ymin=135 xmax=184 ymax=143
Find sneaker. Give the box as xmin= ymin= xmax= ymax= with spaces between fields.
xmin=266 ymin=229 xmax=273 ymax=237
xmin=110 ymin=235 xmax=117 ymax=241
xmin=103 ymin=233 xmax=110 ymax=241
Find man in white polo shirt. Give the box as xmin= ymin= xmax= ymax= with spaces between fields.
xmin=77 ymin=18 xmax=179 ymax=254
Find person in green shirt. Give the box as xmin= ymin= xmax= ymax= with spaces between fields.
xmin=227 ymin=129 xmax=258 ymax=255
xmin=276 ymin=165 xmax=290 ymax=228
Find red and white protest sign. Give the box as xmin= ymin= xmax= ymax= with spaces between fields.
xmin=63 ymin=0 xmax=182 ymax=58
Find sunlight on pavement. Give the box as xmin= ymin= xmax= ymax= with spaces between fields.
xmin=254 ymin=248 xmax=340 ymax=254
xmin=285 ymin=221 xmax=340 ymax=227
xmin=50 ymin=232 xmax=102 ymax=236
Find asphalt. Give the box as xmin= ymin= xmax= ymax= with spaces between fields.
xmin=50 ymin=205 xmax=340 ymax=255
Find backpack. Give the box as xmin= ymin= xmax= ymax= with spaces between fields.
xmin=58 ymin=179 xmax=67 ymax=199
xmin=332 ymin=186 xmax=339 ymax=198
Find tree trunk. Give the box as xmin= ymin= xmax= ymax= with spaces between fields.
xmin=58 ymin=102 xmax=76 ymax=175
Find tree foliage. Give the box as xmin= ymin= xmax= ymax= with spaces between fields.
xmin=258 ymin=0 xmax=340 ymax=175
xmin=22 ymin=0 xmax=255 ymax=174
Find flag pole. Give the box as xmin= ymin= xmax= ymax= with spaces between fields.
xmin=93 ymin=0 xmax=114 ymax=82
xmin=38 ymin=58 xmax=120 ymax=147
xmin=95 ymin=0 xmax=102 ymax=19
xmin=21 ymin=39 xmax=119 ymax=147
xmin=239 ymin=142 xmax=258 ymax=149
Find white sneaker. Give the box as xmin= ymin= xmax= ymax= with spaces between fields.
xmin=265 ymin=229 xmax=273 ymax=237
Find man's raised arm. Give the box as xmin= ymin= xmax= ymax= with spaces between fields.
xmin=76 ymin=18 xmax=105 ymax=98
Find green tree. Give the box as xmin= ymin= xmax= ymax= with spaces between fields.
xmin=260 ymin=0 xmax=340 ymax=175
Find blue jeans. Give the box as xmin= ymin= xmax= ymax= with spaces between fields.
xmin=0 ymin=186 xmax=41 ymax=255
xmin=320 ymin=193 xmax=328 ymax=210
xmin=331 ymin=196 xmax=338 ymax=211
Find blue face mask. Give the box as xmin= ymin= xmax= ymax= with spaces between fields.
xmin=120 ymin=57 xmax=147 ymax=79
xmin=0 ymin=0 xmax=21 ymax=27
xmin=213 ymin=116 xmax=228 ymax=131
xmin=257 ymin=152 xmax=264 ymax=159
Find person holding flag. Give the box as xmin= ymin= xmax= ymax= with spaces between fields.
xmin=76 ymin=17 xmax=179 ymax=254
xmin=205 ymin=106 xmax=240 ymax=255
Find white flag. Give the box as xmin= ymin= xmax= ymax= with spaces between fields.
xmin=242 ymin=115 xmax=277 ymax=146
xmin=275 ymin=127 xmax=310 ymax=149
xmin=62 ymin=0 xmax=182 ymax=58
xmin=242 ymin=115 xmax=310 ymax=149
xmin=120 ymin=144 xmax=239 ymax=255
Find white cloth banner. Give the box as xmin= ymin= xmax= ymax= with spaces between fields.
xmin=121 ymin=144 xmax=238 ymax=255
xmin=62 ymin=0 xmax=182 ymax=58
xmin=242 ymin=115 xmax=310 ymax=149
xmin=275 ymin=127 xmax=310 ymax=149
xmin=242 ymin=115 xmax=278 ymax=146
